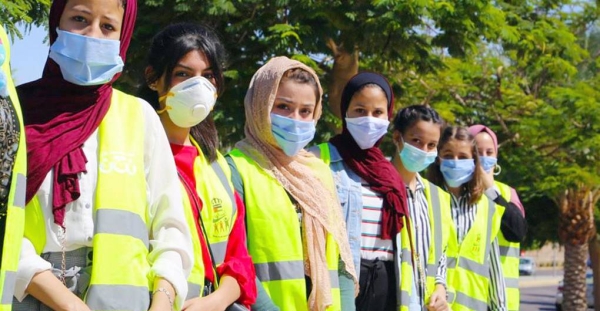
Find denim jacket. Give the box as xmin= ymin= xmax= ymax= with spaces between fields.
xmin=309 ymin=143 xmax=363 ymax=277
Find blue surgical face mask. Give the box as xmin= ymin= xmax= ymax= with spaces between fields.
xmin=345 ymin=116 xmax=390 ymax=149
xmin=480 ymin=156 xmax=497 ymax=173
xmin=270 ymin=113 xmax=316 ymax=156
xmin=399 ymin=138 xmax=437 ymax=172
xmin=440 ymin=159 xmax=475 ymax=188
xmin=49 ymin=29 xmax=124 ymax=86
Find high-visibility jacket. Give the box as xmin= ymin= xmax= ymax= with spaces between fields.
xmin=397 ymin=179 xmax=452 ymax=311
xmin=314 ymin=142 xmax=453 ymax=310
xmin=495 ymin=181 xmax=520 ymax=311
xmin=228 ymin=149 xmax=341 ymax=311
xmin=24 ymin=89 xmax=152 ymax=311
xmin=447 ymin=195 xmax=504 ymax=311
xmin=0 ymin=25 xmax=26 ymax=311
xmin=180 ymin=142 xmax=237 ymax=299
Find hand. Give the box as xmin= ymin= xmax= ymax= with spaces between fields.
xmin=427 ymin=285 xmax=449 ymax=311
xmin=182 ymin=294 xmax=228 ymax=311
xmin=480 ymin=165 xmax=495 ymax=190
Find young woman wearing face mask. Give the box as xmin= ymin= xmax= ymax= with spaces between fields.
xmin=0 ymin=24 xmax=27 ymax=310
xmin=225 ymin=56 xmax=358 ymax=311
xmin=14 ymin=1 xmax=194 ymax=310
xmin=468 ymin=125 xmax=526 ymax=311
xmin=389 ymin=105 xmax=452 ymax=311
xmin=139 ymin=23 xmax=257 ymax=311
xmin=426 ymin=126 xmax=507 ymax=311
xmin=311 ymin=73 xmax=418 ymax=311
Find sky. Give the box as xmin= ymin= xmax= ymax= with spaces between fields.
xmin=10 ymin=24 xmax=48 ymax=86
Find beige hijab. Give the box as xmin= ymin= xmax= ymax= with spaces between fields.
xmin=236 ymin=56 xmax=358 ymax=310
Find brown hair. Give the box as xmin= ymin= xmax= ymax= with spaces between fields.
xmin=427 ymin=126 xmax=484 ymax=205
xmin=280 ymin=68 xmax=320 ymax=102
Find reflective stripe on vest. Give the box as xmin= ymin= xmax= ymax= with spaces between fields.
xmin=447 ymin=196 xmax=504 ymax=311
xmin=228 ymin=149 xmax=341 ymax=311
xmin=0 ymin=24 xmax=26 ymax=311
xmin=397 ymin=179 xmax=452 ymax=310
xmin=495 ymin=181 xmax=520 ymax=311
xmin=23 ymin=89 xmax=151 ymax=310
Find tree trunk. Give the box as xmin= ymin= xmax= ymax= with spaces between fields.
xmin=563 ymin=243 xmax=590 ymax=311
xmin=558 ymin=187 xmax=596 ymax=311
xmin=326 ymin=38 xmax=358 ymax=130
xmin=589 ymin=234 xmax=600 ymax=311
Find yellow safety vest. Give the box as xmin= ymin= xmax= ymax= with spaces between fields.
xmin=495 ymin=181 xmax=520 ymax=311
xmin=314 ymin=143 xmax=453 ymax=310
xmin=0 ymin=25 xmax=26 ymax=311
xmin=228 ymin=148 xmax=341 ymax=311
xmin=24 ymin=89 xmax=153 ymax=311
xmin=398 ymin=179 xmax=452 ymax=311
xmin=180 ymin=141 xmax=237 ymax=299
xmin=447 ymin=195 xmax=505 ymax=311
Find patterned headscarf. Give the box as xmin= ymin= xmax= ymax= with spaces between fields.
xmin=236 ymin=56 xmax=358 ymax=310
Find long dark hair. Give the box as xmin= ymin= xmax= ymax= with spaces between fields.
xmin=137 ymin=22 xmax=226 ymax=162
xmin=427 ymin=126 xmax=484 ymax=205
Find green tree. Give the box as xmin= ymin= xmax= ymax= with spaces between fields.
xmin=119 ymin=0 xmax=515 ymax=147
xmin=0 ymin=0 xmax=50 ymax=39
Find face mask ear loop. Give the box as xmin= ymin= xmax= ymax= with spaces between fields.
xmin=494 ymin=164 xmax=502 ymax=176
xmin=157 ymin=92 xmax=175 ymax=114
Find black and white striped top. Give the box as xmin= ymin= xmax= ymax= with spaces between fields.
xmin=406 ymin=176 xmax=447 ymax=302
xmin=450 ymin=192 xmax=507 ymax=310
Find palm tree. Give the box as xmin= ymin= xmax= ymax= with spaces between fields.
xmin=559 ymin=187 xmax=598 ymax=311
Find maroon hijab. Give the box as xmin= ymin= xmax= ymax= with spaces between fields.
xmin=329 ymin=72 xmax=408 ymax=240
xmin=18 ymin=0 xmax=137 ymax=227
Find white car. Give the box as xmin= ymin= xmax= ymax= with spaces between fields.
xmin=519 ymin=257 xmax=536 ymax=276
xmin=555 ymin=270 xmax=593 ymax=310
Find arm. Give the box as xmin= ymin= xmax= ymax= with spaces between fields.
xmin=428 ymin=251 xmax=449 ymax=311
xmin=26 ymin=270 xmax=90 ymax=311
xmin=143 ymin=102 xmax=194 ymax=309
xmin=488 ymin=239 xmax=507 ymax=311
xmin=484 ymin=188 xmax=527 ymax=242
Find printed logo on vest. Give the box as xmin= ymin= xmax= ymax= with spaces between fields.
xmin=471 ymin=233 xmax=482 ymax=256
xmin=99 ymin=151 xmax=138 ymax=175
xmin=211 ymin=197 xmax=229 ymax=238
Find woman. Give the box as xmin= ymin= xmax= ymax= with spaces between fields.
xmin=139 ymin=23 xmax=257 ymax=310
xmin=388 ymin=105 xmax=452 ymax=311
xmin=312 ymin=74 xmax=449 ymax=311
xmin=225 ymin=56 xmax=357 ymax=311
xmin=468 ymin=124 xmax=526 ymax=311
xmin=0 ymin=24 xmax=27 ymax=310
xmin=427 ymin=126 xmax=506 ymax=311
xmin=14 ymin=1 xmax=193 ymax=310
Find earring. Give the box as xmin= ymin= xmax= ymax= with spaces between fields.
xmin=493 ymin=164 xmax=502 ymax=176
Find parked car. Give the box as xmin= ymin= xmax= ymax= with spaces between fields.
xmin=519 ymin=257 xmax=536 ymax=275
xmin=555 ymin=270 xmax=593 ymax=310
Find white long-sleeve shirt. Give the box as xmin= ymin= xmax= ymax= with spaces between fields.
xmin=15 ymin=97 xmax=193 ymax=307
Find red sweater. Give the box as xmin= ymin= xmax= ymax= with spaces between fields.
xmin=171 ymin=143 xmax=257 ymax=307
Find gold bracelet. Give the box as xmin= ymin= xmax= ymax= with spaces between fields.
xmin=152 ymin=287 xmax=174 ymax=309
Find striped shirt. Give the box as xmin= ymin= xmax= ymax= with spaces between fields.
xmin=450 ymin=193 xmax=507 ymax=311
xmin=360 ymin=181 xmax=394 ymax=261
xmin=407 ymin=176 xmax=447 ymax=303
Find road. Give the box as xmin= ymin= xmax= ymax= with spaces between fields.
xmin=520 ymin=285 xmax=558 ymax=311
xmin=519 ymin=268 xmax=593 ymax=311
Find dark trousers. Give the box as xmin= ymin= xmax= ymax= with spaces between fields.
xmin=356 ymin=258 xmax=396 ymax=311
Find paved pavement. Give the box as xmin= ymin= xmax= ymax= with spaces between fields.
xmin=519 ymin=268 xmax=563 ymax=288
